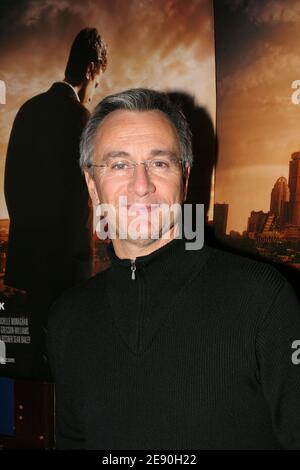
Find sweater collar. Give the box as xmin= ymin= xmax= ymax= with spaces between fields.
xmin=107 ymin=236 xmax=210 ymax=285
xmin=107 ymin=236 xmax=190 ymax=269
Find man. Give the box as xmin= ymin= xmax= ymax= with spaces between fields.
xmin=47 ymin=88 xmax=300 ymax=449
xmin=4 ymin=28 xmax=107 ymax=375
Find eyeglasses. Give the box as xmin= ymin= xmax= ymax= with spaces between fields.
xmin=87 ymin=157 xmax=184 ymax=178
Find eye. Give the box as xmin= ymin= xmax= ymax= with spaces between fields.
xmin=151 ymin=159 xmax=170 ymax=169
xmin=110 ymin=161 xmax=131 ymax=171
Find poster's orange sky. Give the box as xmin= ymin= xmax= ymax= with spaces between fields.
xmin=0 ymin=0 xmax=216 ymax=220
xmin=215 ymin=0 xmax=300 ymax=234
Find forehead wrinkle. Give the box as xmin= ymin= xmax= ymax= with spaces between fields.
xmin=94 ymin=110 xmax=180 ymax=162
xmin=98 ymin=148 xmax=179 ymax=163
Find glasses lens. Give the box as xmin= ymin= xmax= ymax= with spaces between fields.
xmin=149 ymin=158 xmax=182 ymax=175
xmin=107 ymin=159 xmax=133 ymax=176
xmin=103 ymin=158 xmax=182 ymax=177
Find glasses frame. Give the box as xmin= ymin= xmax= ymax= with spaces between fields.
xmin=86 ymin=157 xmax=185 ymax=177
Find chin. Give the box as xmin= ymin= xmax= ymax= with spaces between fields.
xmin=127 ymin=237 xmax=158 ymax=248
xmin=127 ymin=221 xmax=161 ymax=241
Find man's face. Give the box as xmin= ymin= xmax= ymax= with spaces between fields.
xmin=84 ymin=109 xmax=190 ymax=247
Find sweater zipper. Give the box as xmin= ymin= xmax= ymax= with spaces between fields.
xmin=131 ymin=259 xmax=136 ymax=280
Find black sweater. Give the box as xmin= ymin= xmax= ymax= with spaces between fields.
xmin=47 ymin=238 xmax=300 ymax=449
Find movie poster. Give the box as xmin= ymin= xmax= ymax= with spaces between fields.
xmin=214 ymin=0 xmax=300 ymax=275
xmin=0 ymin=0 xmax=216 ymax=381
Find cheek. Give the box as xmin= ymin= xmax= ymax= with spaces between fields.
xmin=99 ymin=180 xmax=124 ymax=204
xmin=161 ymin=178 xmax=184 ymax=202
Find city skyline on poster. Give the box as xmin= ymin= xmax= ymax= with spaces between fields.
xmin=214 ymin=0 xmax=300 ymax=269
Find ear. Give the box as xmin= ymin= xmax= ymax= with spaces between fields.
xmin=84 ymin=168 xmax=100 ymax=205
xmin=86 ymin=61 xmax=95 ymax=80
xmin=182 ymin=164 xmax=191 ymax=202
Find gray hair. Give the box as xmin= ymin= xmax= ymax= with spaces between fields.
xmin=79 ymin=88 xmax=193 ymax=174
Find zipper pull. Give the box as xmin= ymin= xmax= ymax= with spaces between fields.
xmin=131 ymin=260 xmax=136 ymax=280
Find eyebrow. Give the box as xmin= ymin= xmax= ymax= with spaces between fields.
xmin=101 ymin=149 xmax=178 ymax=161
xmin=150 ymin=149 xmax=178 ymax=159
xmin=102 ymin=151 xmax=130 ymax=161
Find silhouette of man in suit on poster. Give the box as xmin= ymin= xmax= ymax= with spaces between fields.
xmin=4 ymin=27 xmax=107 ymax=378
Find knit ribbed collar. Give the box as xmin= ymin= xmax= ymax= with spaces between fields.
xmin=107 ymin=236 xmax=192 ymax=269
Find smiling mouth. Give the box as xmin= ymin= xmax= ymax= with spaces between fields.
xmin=126 ymin=204 xmax=161 ymax=213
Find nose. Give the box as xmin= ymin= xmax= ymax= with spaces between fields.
xmin=127 ymin=163 xmax=156 ymax=197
